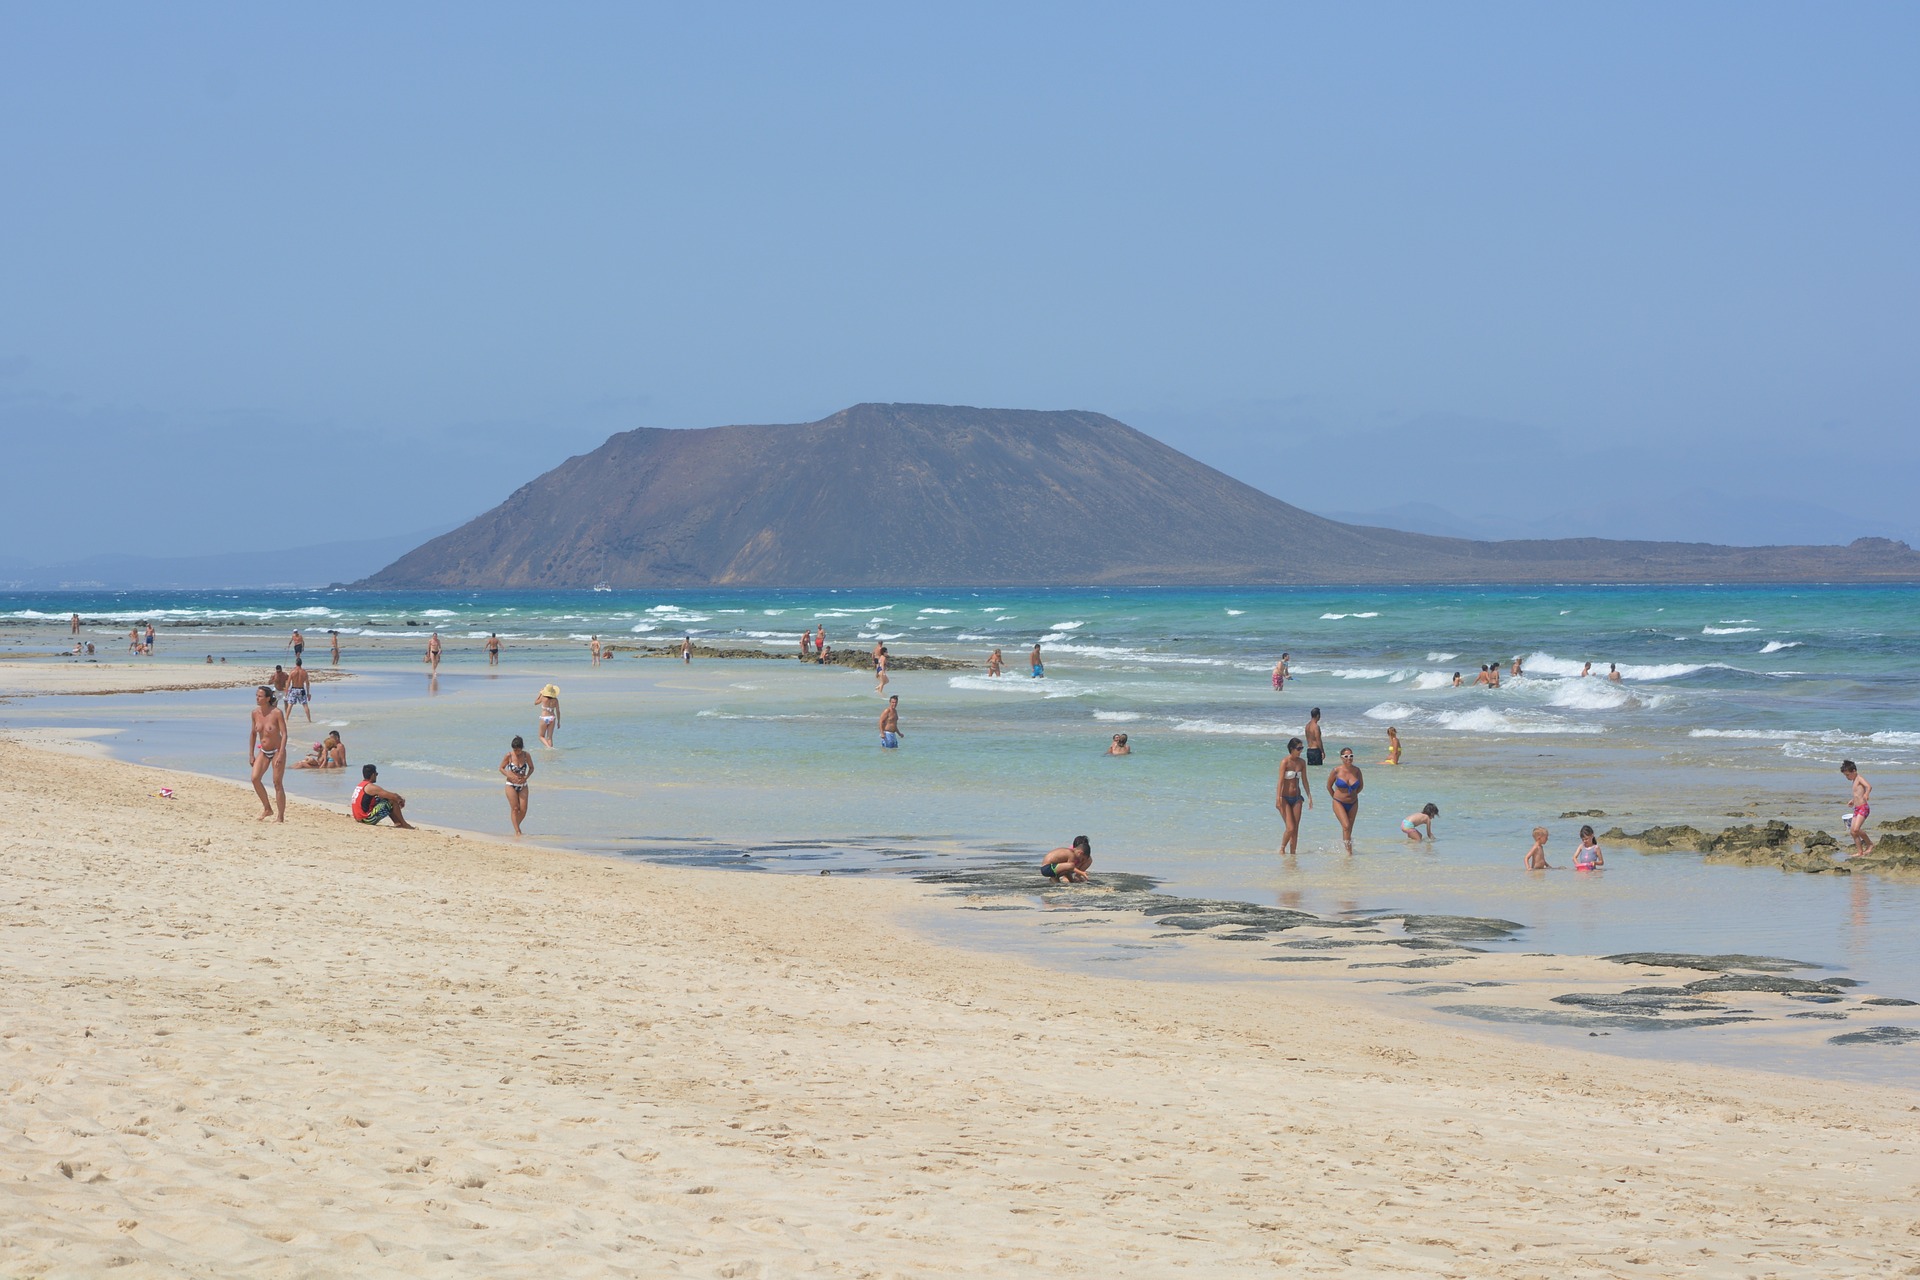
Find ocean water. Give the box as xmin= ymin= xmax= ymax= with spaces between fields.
xmin=6 ymin=584 xmax=1920 ymax=1075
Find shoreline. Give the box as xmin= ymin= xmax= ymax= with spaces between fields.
xmin=6 ymin=734 xmax=1920 ymax=1272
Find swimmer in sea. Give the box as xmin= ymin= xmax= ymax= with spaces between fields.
xmin=1276 ymin=736 xmax=1312 ymax=857
xmin=1580 ymin=662 xmax=1591 ymax=678
xmin=534 ymin=684 xmax=561 ymax=748
xmin=1040 ymin=836 xmax=1093 ymax=883
xmin=1400 ymin=802 xmax=1439 ymax=842
xmin=1607 ymin=663 xmax=1621 ymax=683
xmin=1030 ymin=642 xmax=1044 ymax=678
xmin=1474 ymin=665 xmax=1490 ymax=687
xmin=1272 ymin=652 xmax=1290 ymax=692
xmin=1451 ymin=671 xmax=1463 ymax=688
xmin=1841 ymin=760 xmax=1874 ymax=857
xmin=487 ymin=633 xmax=500 ymax=665
xmin=1326 ymin=747 xmax=1364 ymax=852
xmin=1304 ymin=708 xmax=1324 ymax=767
xmin=878 ymin=695 xmax=902 ymax=749
xmin=1107 ymin=732 xmax=1130 ymax=756
xmin=1510 ymin=656 xmax=1523 ymax=678
xmin=987 ymin=647 xmax=1002 ymax=677
xmin=1487 ymin=662 xmax=1501 ymax=689
xmin=1572 ymin=824 xmax=1605 ymax=870
xmin=500 ymin=735 xmax=534 ymax=836
xmin=1524 ymin=826 xmax=1556 ymax=870
xmin=682 ymin=634 xmax=693 ymax=664
xmin=249 ymin=686 xmax=289 ymax=823
xmin=1383 ymin=726 xmax=1402 ymax=765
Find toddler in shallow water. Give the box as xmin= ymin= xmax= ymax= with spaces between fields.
xmin=1573 ymin=825 xmax=1605 ymax=870
xmin=1400 ymin=803 xmax=1438 ymax=841
xmin=1525 ymin=826 xmax=1556 ymax=869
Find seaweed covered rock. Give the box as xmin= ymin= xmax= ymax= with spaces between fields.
xmin=1600 ymin=825 xmax=1709 ymax=851
xmin=1879 ymin=815 xmax=1920 ymax=832
xmin=1849 ymin=830 xmax=1920 ymax=871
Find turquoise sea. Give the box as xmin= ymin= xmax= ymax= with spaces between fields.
xmin=6 ymin=584 xmax=1919 ymax=1078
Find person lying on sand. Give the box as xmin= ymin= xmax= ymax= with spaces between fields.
xmin=1041 ymin=837 xmax=1093 ymax=882
xmin=350 ymin=765 xmax=414 ymax=829
xmin=1525 ymin=826 xmax=1556 ymax=869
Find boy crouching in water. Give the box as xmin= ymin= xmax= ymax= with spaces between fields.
xmin=1041 ymin=836 xmax=1093 ymax=883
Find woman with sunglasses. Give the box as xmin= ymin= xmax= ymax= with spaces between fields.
xmin=1326 ymin=747 xmax=1364 ymax=852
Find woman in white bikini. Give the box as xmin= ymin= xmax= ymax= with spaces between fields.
xmin=248 ymin=686 xmax=289 ymax=823
xmin=500 ymin=735 xmax=535 ymax=836
xmin=1276 ymin=736 xmax=1313 ymax=856
xmin=534 ymin=684 xmax=561 ymax=748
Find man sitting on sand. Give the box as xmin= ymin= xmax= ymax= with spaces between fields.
xmin=350 ymin=765 xmax=414 ymax=828
xmin=1041 ymin=836 xmax=1093 ymax=882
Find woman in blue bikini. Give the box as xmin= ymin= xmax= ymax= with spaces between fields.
xmin=1325 ymin=747 xmax=1364 ymax=852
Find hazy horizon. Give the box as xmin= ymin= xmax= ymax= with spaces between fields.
xmin=4 ymin=5 xmax=1915 ymax=565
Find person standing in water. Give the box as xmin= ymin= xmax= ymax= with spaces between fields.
xmin=1303 ymin=708 xmax=1325 ymax=767
xmin=1382 ymin=726 xmax=1402 ymax=765
xmin=1841 ymin=760 xmax=1874 ymax=857
xmin=878 ymin=695 xmax=902 ymax=749
xmin=1580 ymin=662 xmax=1591 ymax=678
xmin=144 ymin=622 xmax=156 ymax=654
xmin=1607 ymin=663 xmax=1622 ymax=683
xmin=1510 ymin=656 xmax=1524 ymax=678
xmin=288 ymin=628 xmax=305 ymax=661
xmin=1272 ymin=652 xmax=1291 ymax=692
xmin=681 ymin=634 xmax=693 ymax=664
xmin=249 ymin=686 xmax=289 ymax=823
xmin=329 ymin=630 xmax=341 ymax=665
xmin=1029 ymin=642 xmax=1044 ymax=678
xmin=590 ymin=636 xmax=602 ymax=666
xmin=1276 ymin=736 xmax=1312 ymax=857
xmin=987 ymin=647 xmax=1003 ymax=677
xmin=426 ymin=631 xmax=442 ymax=671
xmin=271 ymin=664 xmax=290 ymax=697
xmin=1326 ymin=747 xmax=1364 ymax=852
xmin=799 ymin=630 xmax=813 ymax=661
xmin=1107 ymin=733 xmax=1130 ymax=755
xmin=1572 ymin=825 xmax=1605 ymax=870
xmin=500 ymin=735 xmax=534 ymax=836
xmin=874 ymin=644 xmax=889 ymax=693
xmin=284 ymin=658 xmax=314 ymax=723
xmin=534 ymin=684 xmax=561 ymax=748
xmin=487 ymin=633 xmax=500 ymax=666
xmin=814 ymin=625 xmax=826 ymax=662
xmin=70 ymin=612 xmax=80 ymax=636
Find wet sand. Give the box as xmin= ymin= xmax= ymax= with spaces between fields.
xmin=3 ymin=668 xmax=1918 ymax=1275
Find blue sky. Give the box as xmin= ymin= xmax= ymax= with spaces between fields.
xmin=3 ymin=3 xmax=1916 ymax=565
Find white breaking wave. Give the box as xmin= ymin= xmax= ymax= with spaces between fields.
xmin=1409 ymin=672 xmax=1453 ymax=690
xmin=1702 ymin=626 xmax=1761 ymax=635
xmin=1427 ymin=652 xmax=1459 ymax=662
xmin=1172 ymin=719 xmax=1293 ymax=736
xmin=1225 ymin=609 xmax=1245 ymax=616
xmin=918 ymin=607 xmax=958 ymax=614
xmin=1319 ymin=611 xmax=1382 ymax=620
xmin=629 ymin=623 xmax=660 ymax=633
xmin=956 ymin=633 xmax=994 ymax=641
xmin=1760 ymin=640 xmax=1803 ymax=653
xmin=1050 ymin=620 xmax=1085 ymax=631
xmin=1544 ymin=681 xmax=1636 ymax=711
xmin=1524 ymin=651 xmax=1722 ymax=681
xmin=947 ymin=675 xmax=1094 ymax=699
xmin=1093 ymin=710 xmax=1144 ymax=722
xmin=856 ymin=632 xmax=906 ymax=641
xmin=1431 ymin=708 xmax=1602 ymax=735
xmin=1364 ymin=702 xmax=1419 ymax=721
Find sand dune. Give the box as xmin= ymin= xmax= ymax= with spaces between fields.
xmin=2 ymin=734 xmax=1916 ymax=1276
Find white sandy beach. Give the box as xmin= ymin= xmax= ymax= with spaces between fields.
xmin=2 ymin=666 xmax=1918 ymax=1277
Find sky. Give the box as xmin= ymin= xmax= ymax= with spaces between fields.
xmin=3 ymin=3 xmax=1916 ymax=568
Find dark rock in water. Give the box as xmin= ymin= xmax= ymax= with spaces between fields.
xmin=1829 ymin=1026 xmax=1920 ymax=1046
xmin=1788 ymin=1011 xmax=1849 ymax=1020
xmin=1862 ymin=996 xmax=1920 ymax=1007
xmin=1683 ymin=974 xmax=1841 ymax=995
xmin=1396 ymin=914 xmax=1525 ymax=941
xmin=1605 ymin=952 xmax=1817 ymax=973
xmin=1260 ymin=955 xmax=1340 ymax=962
xmin=1560 ymin=810 xmax=1606 ymax=818
xmin=1784 ymin=992 xmax=1844 ymax=1004
xmin=1879 ymin=815 xmax=1920 ymax=832
xmin=1622 ymin=986 xmax=1691 ymax=996
xmin=1393 ymin=984 xmax=1469 ymax=996
xmin=1438 ymin=1004 xmax=1763 ymax=1032
xmin=1825 ymin=977 xmax=1863 ymax=987
xmin=1849 ymin=831 xmax=1920 ymax=871
xmin=1602 ymin=825 xmax=1709 ymax=852
xmin=1552 ymin=992 xmax=1726 ymax=1014
xmin=1351 ymin=956 xmax=1464 ymax=969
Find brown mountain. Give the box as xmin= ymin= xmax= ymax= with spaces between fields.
xmin=360 ymin=403 xmax=1920 ymax=587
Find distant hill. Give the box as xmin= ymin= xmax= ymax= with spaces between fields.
xmin=359 ymin=403 xmax=1920 ymax=587
xmin=1 ymin=528 xmax=451 ymax=591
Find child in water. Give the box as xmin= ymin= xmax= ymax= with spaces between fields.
xmin=1107 ymin=733 xmax=1130 ymax=755
xmin=1524 ymin=826 xmax=1555 ymax=869
xmin=1400 ymin=803 xmax=1439 ymax=841
xmin=1382 ymin=727 xmax=1402 ymax=765
xmin=1041 ymin=837 xmax=1093 ymax=882
xmin=1573 ymin=825 xmax=1605 ymax=870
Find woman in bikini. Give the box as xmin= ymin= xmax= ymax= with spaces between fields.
xmin=1326 ymin=747 xmax=1364 ymax=852
xmin=1276 ymin=736 xmax=1313 ymax=856
xmin=500 ymin=735 xmax=535 ymax=836
xmin=1382 ymin=726 xmax=1402 ymax=765
xmin=534 ymin=684 xmax=561 ymax=748
xmin=248 ymin=686 xmax=289 ymax=823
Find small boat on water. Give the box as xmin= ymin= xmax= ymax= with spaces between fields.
xmin=592 ymin=583 xmax=612 ymax=593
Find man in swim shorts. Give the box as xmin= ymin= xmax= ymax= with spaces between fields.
xmin=288 ymin=628 xmax=304 ymax=659
xmin=284 ymin=657 xmax=314 ymax=722
xmin=1040 ymin=836 xmax=1092 ymax=882
xmin=1030 ymin=641 xmax=1044 ymax=678
xmin=350 ymin=764 xmax=414 ymax=828
xmin=1304 ymin=707 xmax=1324 ymax=767
xmin=878 ymin=696 xmax=902 ymax=748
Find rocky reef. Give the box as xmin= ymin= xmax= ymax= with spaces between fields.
xmin=634 ymin=643 xmax=973 ymax=671
xmin=1598 ymin=817 xmax=1920 ymax=876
